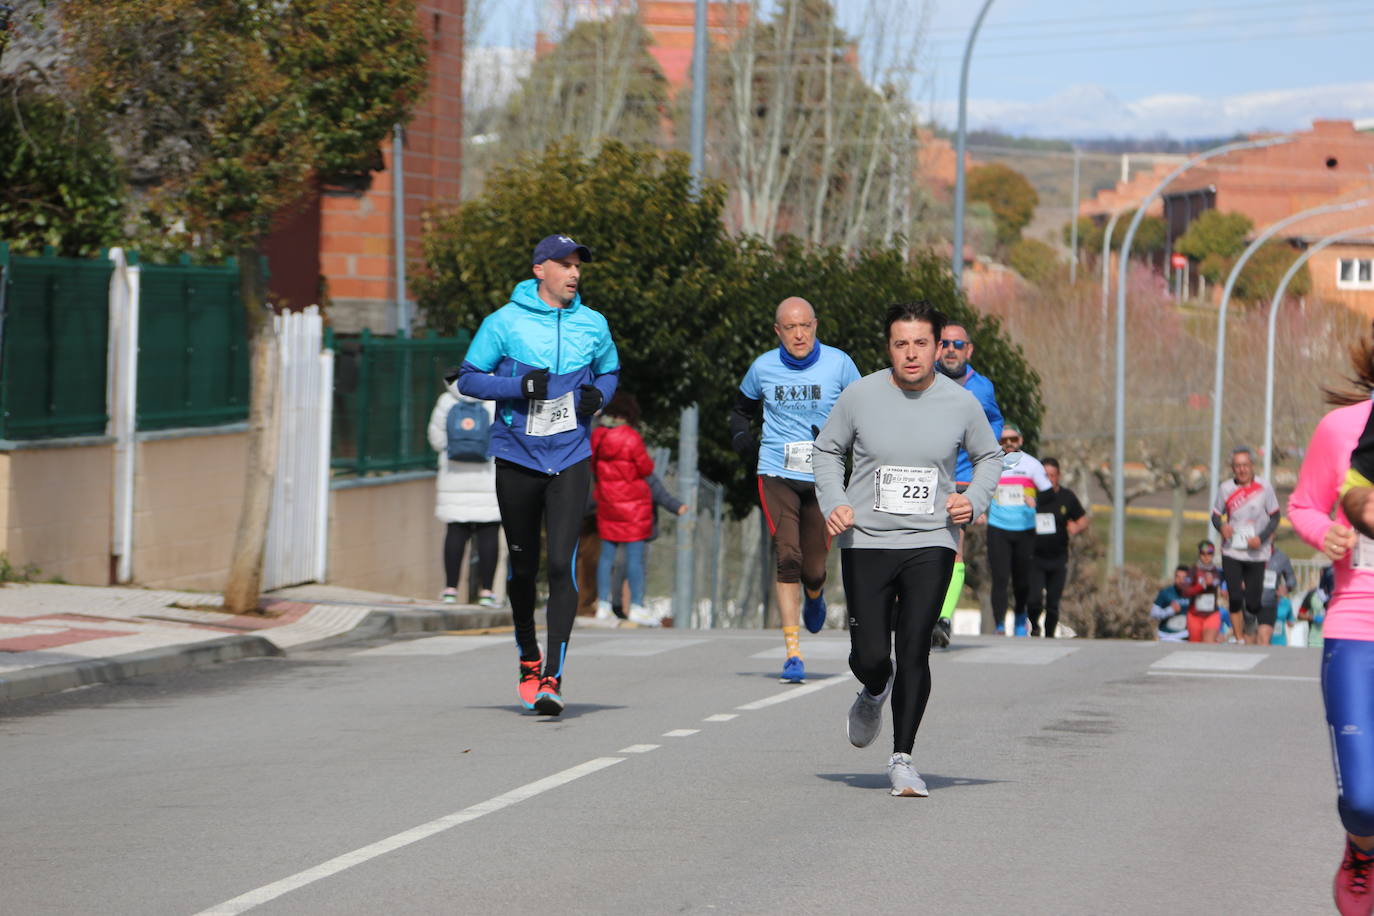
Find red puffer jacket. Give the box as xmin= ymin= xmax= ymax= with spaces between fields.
xmin=591 ymin=423 xmax=655 ymax=542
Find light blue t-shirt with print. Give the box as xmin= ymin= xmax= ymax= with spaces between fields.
xmin=986 ymin=450 xmax=1053 ymax=532
xmin=740 ymin=343 xmax=861 ymax=481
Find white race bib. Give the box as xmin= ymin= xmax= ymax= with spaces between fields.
xmin=783 ymin=440 xmax=813 ymax=473
xmin=873 ymin=465 xmax=938 ymax=515
xmin=1194 ymin=593 xmax=1216 ymax=612
xmin=996 ymin=483 xmax=1026 ymax=508
xmin=525 ymin=392 xmax=577 ymax=437
xmin=1035 ymin=512 xmax=1057 ymax=535
xmin=1354 ymin=534 xmax=1374 ymax=570
xmin=1263 ymin=569 xmax=1278 ymax=590
xmin=1231 ymin=524 xmax=1255 ymax=552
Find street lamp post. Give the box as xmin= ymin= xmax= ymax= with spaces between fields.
xmin=1261 ymin=224 xmax=1374 ymax=482
xmin=1109 ymin=134 xmax=1293 ymax=568
xmin=1069 ymin=148 xmax=1081 ymax=284
xmin=1205 ymin=196 xmax=1371 ymax=536
xmin=1099 ymin=209 xmax=1123 ymax=360
xmin=951 ymin=0 xmax=995 ymax=286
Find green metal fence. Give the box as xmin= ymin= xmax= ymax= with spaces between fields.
xmin=0 ymin=244 xmax=112 ymax=440
xmin=330 ymin=328 xmax=472 ymax=476
xmin=136 ymin=255 xmax=249 ymax=430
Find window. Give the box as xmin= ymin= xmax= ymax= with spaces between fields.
xmin=1338 ymin=258 xmax=1374 ymax=290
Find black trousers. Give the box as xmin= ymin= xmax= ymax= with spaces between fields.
xmin=444 ymin=521 xmax=500 ymax=592
xmin=495 ymin=458 xmax=591 ymax=679
xmin=842 ymin=546 xmax=955 ymax=755
xmin=1026 ymin=553 xmax=1068 ymax=637
xmin=987 ymin=526 xmax=1035 ymax=626
xmin=1222 ymin=555 xmax=1270 ymax=630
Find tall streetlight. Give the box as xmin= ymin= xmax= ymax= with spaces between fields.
xmin=1261 ymin=224 xmax=1374 ymax=481
xmin=1205 ymin=195 xmax=1371 ymax=535
xmin=951 ymin=0 xmax=995 ymax=286
xmin=674 ymin=0 xmax=709 ymax=626
xmin=1109 ymin=134 xmax=1293 ymax=568
xmin=1099 ymin=209 xmax=1124 ymax=359
xmin=1068 ymin=148 xmax=1081 ymax=283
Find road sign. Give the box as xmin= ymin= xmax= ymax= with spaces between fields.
xmin=1170 ymin=253 xmax=1187 ymax=269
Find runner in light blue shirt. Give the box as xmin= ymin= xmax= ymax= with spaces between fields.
xmin=729 ymin=297 xmax=861 ymax=683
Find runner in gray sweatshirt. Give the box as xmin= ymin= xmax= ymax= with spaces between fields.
xmin=813 ymin=301 xmax=1001 ymax=796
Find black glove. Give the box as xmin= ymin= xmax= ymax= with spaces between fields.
xmin=576 ymin=384 xmax=604 ymax=417
xmin=443 ymin=365 xmax=461 ymax=385
xmin=520 ymin=368 xmax=549 ymax=400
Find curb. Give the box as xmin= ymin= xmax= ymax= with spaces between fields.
xmin=0 ymin=605 xmax=513 ymax=704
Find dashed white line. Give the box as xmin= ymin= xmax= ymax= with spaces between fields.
xmin=703 ymin=714 xmax=738 ymax=722
xmin=618 ymin=744 xmax=661 ymax=754
xmin=192 ymin=757 xmax=625 ymax=915
xmin=662 ymin=729 xmax=700 ymax=737
xmin=735 ymin=676 xmax=850 ymax=710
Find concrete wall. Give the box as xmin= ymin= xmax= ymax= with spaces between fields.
xmin=0 ymin=443 xmax=114 ymax=585
xmin=133 ymin=430 xmax=248 ymax=591
xmin=328 ymin=475 xmax=446 ymax=599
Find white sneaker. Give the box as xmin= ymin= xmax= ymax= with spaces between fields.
xmin=595 ymin=600 xmax=614 ymax=620
xmin=627 ymin=605 xmax=661 ymax=628
xmin=888 ymin=753 xmax=929 ymax=797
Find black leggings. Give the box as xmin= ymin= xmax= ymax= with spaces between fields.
xmin=1026 ymin=554 xmax=1068 ymax=637
xmin=1222 ymin=555 xmax=1270 ymax=630
xmin=495 ymin=458 xmax=591 ymax=679
xmin=987 ymin=526 xmax=1035 ymax=625
xmin=842 ymin=546 xmax=955 ymax=755
xmin=444 ymin=521 xmax=500 ymax=591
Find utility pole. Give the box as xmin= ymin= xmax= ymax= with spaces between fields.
xmin=951 ymin=0 xmax=995 ymax=286
xmin=1069 ymin=148 xmax=1081 ymax=283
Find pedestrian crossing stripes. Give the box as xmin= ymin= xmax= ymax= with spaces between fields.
xmin=751 ymin=640 xmax=851 ymax=660
xmin=1150 ymin=651 xmax=1266 ymax=672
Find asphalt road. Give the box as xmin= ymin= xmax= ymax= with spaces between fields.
xmin=0 ymin=629 xmax=1334 ymax=915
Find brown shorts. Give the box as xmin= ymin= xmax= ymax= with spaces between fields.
xmin=757 ymin=475 xmax=830 ymax=588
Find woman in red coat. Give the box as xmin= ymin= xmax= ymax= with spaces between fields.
xmin=592 ymin=392 xmax=657 ymax=627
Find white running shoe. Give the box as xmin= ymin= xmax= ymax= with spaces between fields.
xmin=627 ymin=604 xmax=661 ymax=628
xmin=595 ymin=600 xmax=615 ymax=620
xmin=846 ymin=675 xmax=893 ymax=748
xmin=888 ymin=753 xmax=929 ymax=797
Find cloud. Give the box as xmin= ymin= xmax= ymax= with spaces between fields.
xmin=928 ymin=82 xmax=1374 ymax=139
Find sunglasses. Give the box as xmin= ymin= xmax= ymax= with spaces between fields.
xmin=1200 ymin=549 xmax=1215 ymax=555
xmin=999 ymin=438 xmax=1020 ymax=445
xmin=939 ymin=339 xmax=968 ymax=350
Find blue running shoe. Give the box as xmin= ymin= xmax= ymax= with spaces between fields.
xmin=803 ymin=590 xmax=827 ymax=633
xmin=1013 ymin=613 xmax=1029 ymax=637
xmin=780 ymin=655 xmax=805 ymax=683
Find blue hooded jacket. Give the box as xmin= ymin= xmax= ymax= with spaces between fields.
xmin=457 ymin=279 xmax=620 ymax=474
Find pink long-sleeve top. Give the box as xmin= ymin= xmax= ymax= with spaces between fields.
xmin=1288 ymin=398 xmax=1374 ymax=641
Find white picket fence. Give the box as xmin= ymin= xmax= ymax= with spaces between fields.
xmin=262 ymin=307 xmax=334 ymax=591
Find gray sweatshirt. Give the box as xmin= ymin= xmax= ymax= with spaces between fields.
xmin=813 ymin=370 xmax=1002 ymax=550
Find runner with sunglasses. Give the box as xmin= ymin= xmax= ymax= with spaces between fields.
xmin=930 ymin=322 xmax=1003 ymax=647
xmin=986 ymin=423 xmax=1053 ymax=636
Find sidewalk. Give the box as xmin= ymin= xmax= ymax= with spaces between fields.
xmin=0 ymin=582 xmax=512 ymax=703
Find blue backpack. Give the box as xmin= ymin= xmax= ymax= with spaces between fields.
xmin=445 ymin=399 xmax=491 ymax=461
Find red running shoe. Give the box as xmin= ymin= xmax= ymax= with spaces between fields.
xmin=533 ymin=676 xmax=564 ymax=716
xmin=517 ymin=657 xmax=542 ymax=710
xmin=1335 ymin=839 xmax=1374 ymax=916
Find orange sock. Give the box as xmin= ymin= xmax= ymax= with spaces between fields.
xmin=783 ymin=625 xmax=801 ymax=658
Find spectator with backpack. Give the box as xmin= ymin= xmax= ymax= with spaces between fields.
xmin=428 ymin=376 xmax=501 ymax=608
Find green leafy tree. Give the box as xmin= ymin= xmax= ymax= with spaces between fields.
xmin=62 ymin=0 xmax=428 ymax=612
xmin=967 ymin=163 xmax=1038 ymax=248
xmin=1062 ymin=210 xmax=1167 ymax=259
xmin=0 ymin=87 xmax=125 ymax=256
xmin=1175 ymin=210 xmax=1252 ymax=273
xmin=1231 ymin=239 xmax=1311 ymax=302
xmin=415 ymin=141 xmax=1043 ymax=513
xmin=1007 ymin=237 xmax=1062 ymax=287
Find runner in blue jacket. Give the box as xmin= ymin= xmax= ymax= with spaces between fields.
xmin=457 ymin=234 xmax=619 ymax=716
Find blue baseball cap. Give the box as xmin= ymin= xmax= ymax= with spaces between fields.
xmin=532 ymin=233 xmax=592 ymax=265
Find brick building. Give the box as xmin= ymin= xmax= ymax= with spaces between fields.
xmin=265 ymin=0 xmax=464 ymax=333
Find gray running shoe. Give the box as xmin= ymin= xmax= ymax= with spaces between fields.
xmin=931 ymin=617 xmax=952 ymax=648
xmin=888 ymin=753 xmax=929 ymax=797
xmin=846 ymin=675 xmax=892 ymax=748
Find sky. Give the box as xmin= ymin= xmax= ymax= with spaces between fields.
xmin=472 ymin=0 xmax=1374 ymax=140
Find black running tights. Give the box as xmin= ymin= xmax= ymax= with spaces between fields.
xmin=987 ymin=526 xmax=1034 ymax=624
xmin=842 ymin=546 xmax=955 ymax=755
xmin=444 ymin=521 xmax=501 ymax=591
xmin=495 ymin=458 xmax=591 ymax=679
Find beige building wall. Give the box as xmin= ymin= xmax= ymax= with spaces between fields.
xmin=1310 ymin=246 xmax=1374 ymax=317
xmin=0 ymin=443 xmax=114 ymax=585
xmin=328 ymin=476 xmax=446 ymax=599
xmin=132 ymin=430 xmax=248 ymax=592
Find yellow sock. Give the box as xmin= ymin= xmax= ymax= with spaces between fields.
xmin=783 ymin=625 xmax=801 ymax=658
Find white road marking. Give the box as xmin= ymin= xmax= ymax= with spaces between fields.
xmin=1148 ymin=671 xmax=1318 ymax=683
xmin=735 ymin=676 xmax=850 ymax=710
xmin=192 ymin=757 xmax=625 ymax=915
xmin=703 ymin=714 xmax=738 ymax=722
xmin=1151 ymin=651 xmax=1266 ymax=672
xmin=575 ymin=637 xmax=707 ymax=657
xmin=662 ymin=729 xmax=700 ymax=737
xmin=352 ymin=635 xmax=507 ymax=657
xmin=950 ymin=645 xmax=1079 ymax=665
xmin=751 ymin=641 xmax=851 ymax=659
xmin=618 ymin=744 xmax=661 ymax=754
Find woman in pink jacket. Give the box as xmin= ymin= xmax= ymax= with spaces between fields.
xmin=1289 ymin=332 xmax=1374 ymax=916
